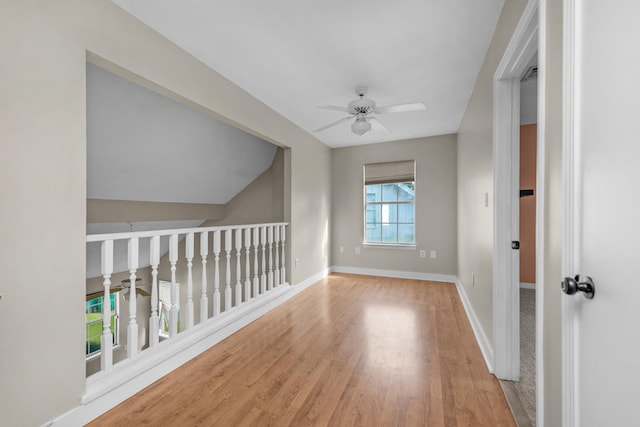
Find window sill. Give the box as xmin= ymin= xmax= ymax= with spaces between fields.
xmin=362 ymin=243 xmax=416 ymax=250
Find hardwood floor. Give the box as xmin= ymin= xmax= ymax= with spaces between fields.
xmin=89 ymin=274 xmax=515 ymax=426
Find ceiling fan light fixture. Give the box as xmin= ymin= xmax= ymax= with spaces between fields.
xmin=351 ymin=116 xmax=371 ymax=136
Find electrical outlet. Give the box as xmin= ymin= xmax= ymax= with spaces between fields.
xmin=419 ymin=250 xmax=426 ymax=258
xmin=355 ymin=247 xmax=360 ymax=255
xmin=340 ymin=246 xmax=344 ymax=253
xmin=430 ymin=250 xmax=437 ymax=259
xmin=295 ymin=258 xmax=300 ymax=268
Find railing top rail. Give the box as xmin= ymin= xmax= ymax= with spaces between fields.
xmin=86 ymin=222 xmax=288 ymax=243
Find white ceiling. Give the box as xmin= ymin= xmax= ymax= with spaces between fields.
xmin=111 ymin=0 xmax=505 ymax=148
xmin=87 ymin=63 xmax=277 ymax=204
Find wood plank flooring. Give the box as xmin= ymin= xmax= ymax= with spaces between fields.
xmin=89 ymin=273 xmax=515 ymax=426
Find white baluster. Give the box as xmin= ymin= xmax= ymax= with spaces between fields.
xmin=244 ymin=228 xmax=251 ymax=300
xmin=100 ymin=240 xmax=113 ymax=372
xmin=185 ymin=232 xmax=194 ymax=330
xmin=213 ymin=230 xmax=221 ymax=316
xmin=253 ymin=227 xmax=259 ymax=298
xmin=169 ymin=234 xmax=179 ymax=338
xmin=225 ymin=230 xmax=232 ymax=311
xmin=149 ymin=236 xmax=160 ymax=348
xmin=267 ymin=226 xmax=274 ymax=291
xmin=260 ymin=227 xmax=267 ymax=294
xmin=281 ymin=225 xmax=286 ymax=284
xmin=200 ymin=231 xmax=209 ymax=323
xmin=274 ymin=226 xmax=280 ymax=287
xmin=127 ymin=237 xmax=139 ymax=359
xmin=235 ymin=229 xmax=242 ymax=306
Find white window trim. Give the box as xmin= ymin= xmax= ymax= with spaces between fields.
xmin=362 ymin=242 xmax=417 ymax=250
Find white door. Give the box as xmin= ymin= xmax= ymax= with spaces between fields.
xmin=566 ymin=0 xmax=640 ymax=425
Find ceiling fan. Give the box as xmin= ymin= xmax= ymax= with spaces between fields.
xmin=314 ymin=86 xmax=426 ymax=136
xmin=86 ymin=278 xmax=151 ymax=301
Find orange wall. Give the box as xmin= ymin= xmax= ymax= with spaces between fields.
xmin=520 ymin=124 xmax=537 ymax=284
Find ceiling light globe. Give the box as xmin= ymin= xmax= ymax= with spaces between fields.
xmin=351 ymin=117 xmax=371 ymax=136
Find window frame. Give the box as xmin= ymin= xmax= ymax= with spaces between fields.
xmin=85 ymin=292 xmax=120 ymax=361
xmin=362 ymin=161 xmax=417 ymax=248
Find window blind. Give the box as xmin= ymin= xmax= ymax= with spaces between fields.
xmin=364 ymin=160 xmax=415 ymax=184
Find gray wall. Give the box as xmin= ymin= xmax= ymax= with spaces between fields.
xmin=456 ymin=0 xmax=527 ymax=349
xmin=0 ymin=1 xmax=330 ymax=425
xmin=331 ymin=135 xmax=457 ymax=275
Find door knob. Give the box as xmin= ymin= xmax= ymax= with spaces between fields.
xmin=561 ymin=275 xmax=595 ymax=299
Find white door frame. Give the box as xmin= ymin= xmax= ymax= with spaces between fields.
xmin=493 ymin=0 xmax=539 ymax=383
xmin=493 ymin=0 xmax=540 ymax=383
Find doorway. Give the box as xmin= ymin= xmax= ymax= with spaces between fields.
xmin=492 ymin=1 xmax=540 ymax=425
xmin=513 ymin=54 xmax=538 ymax=427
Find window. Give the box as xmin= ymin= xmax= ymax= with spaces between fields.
xmin=158 ymin=280 xmax=179 ymax=337
xmin=364 ymin=160 xmax=416 ymax=245
xmin=85 ymin=292 xmax=119 ymax=358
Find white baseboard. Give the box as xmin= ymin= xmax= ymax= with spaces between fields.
xmin=454 ymin=278 xmax=494 ymax=373
xmin=330 ymin=265 xmax=456 ymax=283
xmin=330 ymin=266 xmax=494 ymax=373
xmin=47 ymin=270 xmax=330 ymax=427
xmin=295 ymin=267 xmax=332 ymax=290
xmin=520 ymin=282 xmax=536 ymax=290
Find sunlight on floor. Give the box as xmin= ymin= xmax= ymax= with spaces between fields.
xmin=364 ymin=305 xmax=419 ymax=380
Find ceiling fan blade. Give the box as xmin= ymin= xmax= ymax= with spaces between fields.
xmin=136 ymin=288 xmax=151 ymax=297
xmin=369 ymin=117 xmax=391 ymax=134
xmin=318 ymin=105 xmax=351 ymax=113
xmin=313 ymin=116 xmax=353 ymax=133
xmin=86 ymin=286 xmax=124 ymax=301
xmin=374 ymin=102 xmax=426 ymax=115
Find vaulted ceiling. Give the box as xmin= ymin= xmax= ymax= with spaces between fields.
xmin=87 ymin=63 xmax=277 ymax=205
xmin=111 ymin=0 xmax=506 ymax=148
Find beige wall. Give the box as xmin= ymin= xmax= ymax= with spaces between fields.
xmin=456 ymin=0 xmax=527 ymax=349
xmin=208 ymin=147 xmax=286 ymax=226
xmin=0 ymin=1 xmax=330 ymax=425
xmin=87 ymin=199 xmax=225 ymax=223
xmin=331 ymin=135 xmax=457 ymax=275
xmin=540 ymin=0 xmax=563 ymax=424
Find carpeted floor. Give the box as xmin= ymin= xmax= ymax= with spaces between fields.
xmin=516 ymin=288 xmax=536 ymax=426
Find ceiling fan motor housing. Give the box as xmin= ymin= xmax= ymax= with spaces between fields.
xmin=348 ymin=97 xmax=375 ymax=115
